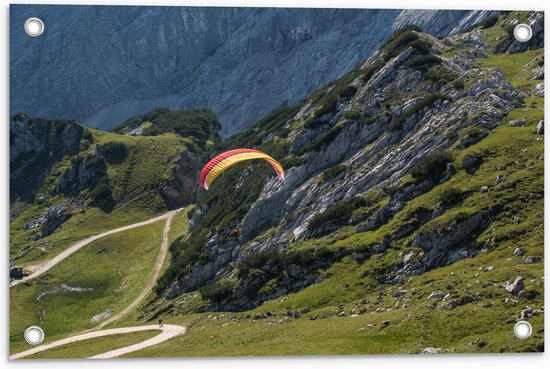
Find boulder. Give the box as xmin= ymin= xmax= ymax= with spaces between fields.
xmin=428 ymin=291 xmax=445 ymax=300
xmin=536 ymin=120 xmax=544 ymax=135
xmin=421 ymin=347 xmax=440 ymax=354
xmin=505 ymin=276 xmax=525 ymax=296
xmin=508 ymin=120 xmax=525 ymax=127
xmin=439 ymin=300 xmax=458 ymax=310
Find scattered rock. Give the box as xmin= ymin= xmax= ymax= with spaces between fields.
xmin=439 ymin=300 xmax=458 ymax=310
xmin=522 ymin=256 xmax=534 ymax=264
xmin=458 ymin=295 xmax=474 ymax=306
xmin=428 ymin=291 xmax=445 ymax=300
xmin=534 ymin=82 xmax=544 ymax=96
xmin=511 ymin=246 xmax=521 ymax=256
xmin=392 ymin=290 xmax=408 ymax=297
xmin=480 ymin=186 xmax=489 ymax=193
xmin=484 ymin=266 xmax=494 ymax=272
xmin=536 ymin=120 xmax=544 ymax=135
xmin=462 ymin=155 xmax=482 ymax=171
xmin=380 ymin=320 xmax=390 ymax=329
xmin=495 ymin=175 xmax=505 ymax=184
xmin=505 ymin=276 xmax=525 ymax=296
xmin=421 ymin=347 xmax=440 ymax=354
xmin=508 ymin=120 xmax=525 ymax=127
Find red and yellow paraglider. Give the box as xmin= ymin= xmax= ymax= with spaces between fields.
xmin=200 ymin=149 xmax=285 ymax=190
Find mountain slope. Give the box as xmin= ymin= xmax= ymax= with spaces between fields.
xmin=142 ymin=11 xmax=543 ymax=354
xmin=9 ymin=108 xmax=220 ymax=266
xmin=10 ymin=5 xmax=494 ymax=135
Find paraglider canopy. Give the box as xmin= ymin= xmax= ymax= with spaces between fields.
xmin=200 ymin=149 xmax=285 ymax=190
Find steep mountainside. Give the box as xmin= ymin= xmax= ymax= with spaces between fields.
xmin=141 ymin=11 xmax=544 ymax=353
xmin=9 ymin=109 xmax=220 ymax=264
xmin=10 ymin=5 xmax=494 ymax=135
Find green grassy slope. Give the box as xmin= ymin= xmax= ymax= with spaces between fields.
xmin=10 ymin=220 xmax=165 ymax=354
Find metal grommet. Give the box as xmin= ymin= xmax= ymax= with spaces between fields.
xmin=513 ymin=24 xmax=532 ymax=43
xmin=24 ymin=17 xmax=45 ymax=37
xmin=514 ymin=320 xmax=532 ymax=339
xmin=24 ymin=326 xmax=45 ymax=345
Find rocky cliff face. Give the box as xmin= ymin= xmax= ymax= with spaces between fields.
xmin=10 ymin=114 xmax=83 ymax=204
xmin=157 ymin=12 xmax=543 ymax=313
xmin=11 ymin=5 xmax=495 ymax=136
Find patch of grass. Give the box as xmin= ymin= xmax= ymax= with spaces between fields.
xmin=478 ymin=49 xmax=543 ymax=89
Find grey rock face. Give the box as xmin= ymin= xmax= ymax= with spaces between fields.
xmin=10 ymin=114 xmax=83 ymax=203
xmin=11 ymin=5 xmax=493 ymax=136
xmin=25 ymin=203 xmax=72 ymax=238
xmin=160 ymin=152 xmax=200 ymax=209
xmin=55 ymin=156 xmax=105 ymax=195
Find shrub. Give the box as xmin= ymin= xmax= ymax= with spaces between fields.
xmin=410 ymin=152 xmax=454 ymax=182
xmin=454 ymin=211 xmax=471 ymax=223
xmin=439 ymin=188 xmax=464 ymax=206
xmin=467 ymin=128 xmax=483 ymax=139
xmin=82 ymin=130 xmax=94 ymax=143
xmin=90 ymin=178 xmax=115 ymax=212
xmin=97 ymin=141 xmax=128 ymax=164
xmin=199 ymin=280 xmax=236 ymax=301
xmin=339 ymin=85 xmax=358 ymax=100
xmin=344 ymin=109 xmax=362 ymax=120
xmin=453 ymin=80 xmax=465 ymax=90
xmin=308 ymin=197 xmax=368 ymax=231
xmin=237 ymin=249 xmax=284 ymax=277
xmin=303 ymin=125 xmax=344 ymax=153
xmin=478 ymin=15 xmax=499 ymax=29
xmin=237 ymin=247 xmax=335 ymax=279
xmin=280 ymin=156 xmax=306 ymax=168
xmin=407 ymin=39 xmax=432 ymax=55
xmin=407 ymin=54 xmax=442 ymax=70
xmin=425 ymin=66 xmax=458 ymax=84
xmin=304 ymin=95 xmax=339 ymax=129
xmin=322 ymin=164 xmax=346 ymax=182
xmin=383 ymin=26 xmax=423 ymax=57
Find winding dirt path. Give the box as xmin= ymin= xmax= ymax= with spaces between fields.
xmin=10 ymin=210 xmax=178 ymax=287
xmin=9 ymin=324 xmax=186 ymax=359
xmin=95 ymin=211 xmax=176 ymax=328
xmin=10 ymin=209 xmax=186 ymax=359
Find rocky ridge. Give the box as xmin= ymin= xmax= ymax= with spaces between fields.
xmin=157 ymin=12 xmax=543 ymax=314
xmin=11 ymin=5 xmax=496 ymax=136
